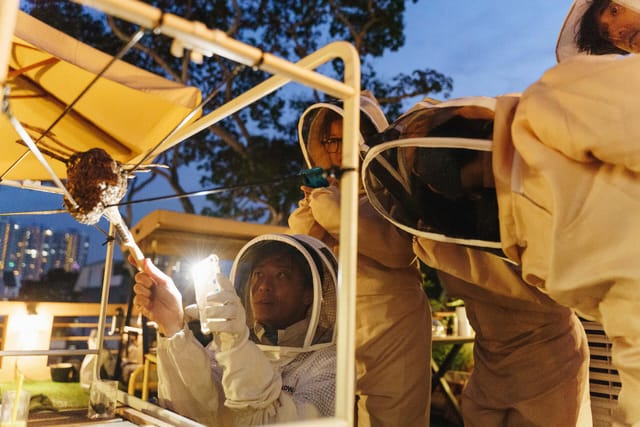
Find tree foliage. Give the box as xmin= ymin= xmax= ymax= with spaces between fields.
xmin=22 ymin=0 xmax=453 ymax=225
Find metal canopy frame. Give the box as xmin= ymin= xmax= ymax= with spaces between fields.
xmin=0 ymin=0 xmax=360 ymax=425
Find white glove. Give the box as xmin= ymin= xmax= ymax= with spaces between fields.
xmin=203 ymin=273 xmax=249 ymax=352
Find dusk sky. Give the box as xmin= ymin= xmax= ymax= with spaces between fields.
xmin=2 ymin=1 xmax=573 ymax=263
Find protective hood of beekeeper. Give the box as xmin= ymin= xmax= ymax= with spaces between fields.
xmin=230 ymin=233 xmax=337 ymax=359
xmin=297 ymin=90 xmax=388 ymax=172
xmin=361 ymin=96 xmax=503 ymax=254
xmin=556 ymin=0 xmax=640 ymax=61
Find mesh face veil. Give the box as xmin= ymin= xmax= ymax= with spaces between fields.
xmin=361 ymin=96 xmax=506 ymax=256
xmin=229 ymin=234 xmax=338 ymax=353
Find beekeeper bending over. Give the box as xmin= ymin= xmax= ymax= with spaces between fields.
xmin=130 ymin=234 xmax=338 ymax=426
xmin=361 ymin=97 xmax=591 ymax=427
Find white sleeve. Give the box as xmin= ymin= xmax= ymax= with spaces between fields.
xmin=156 ymin=327 xmax=225 ymax=426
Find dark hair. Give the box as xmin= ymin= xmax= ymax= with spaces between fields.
xmin=313 ymin=107 xmax=380 ymax=145
xmin=576 ymin=0 xmax=629 ymax=55
xmin=246 ymin=241 xmax=314 ymax=290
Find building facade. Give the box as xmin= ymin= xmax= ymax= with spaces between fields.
xmin=0 ymin=219 xmax=89 ymax=295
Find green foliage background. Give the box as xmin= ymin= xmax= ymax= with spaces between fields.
xmin=22 ymin=0 xmax=453 ymax=226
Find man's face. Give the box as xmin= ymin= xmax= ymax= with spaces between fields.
xmin=598 ymin=1 xmax=640 ymax=53
xmin=249 ymin=253 xmax=313 ymax=330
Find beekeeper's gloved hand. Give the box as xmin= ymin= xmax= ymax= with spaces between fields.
xmin=183 ymin=304 xmax=200 ymax=323
xmin=203 ymin=273 xmax=249 ymax=352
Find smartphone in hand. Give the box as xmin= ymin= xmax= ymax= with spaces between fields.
xmin=301 ymin=167 xmax=329 ymax=188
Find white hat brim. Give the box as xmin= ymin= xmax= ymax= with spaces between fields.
xmin=556 ymin=0 xmax=591 ymax=62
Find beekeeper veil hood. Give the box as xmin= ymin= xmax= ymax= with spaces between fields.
xmin=298 ymin=91 xmax=388 ymax=170
xmin=230 ymin=234 xmax=337 ymax=357
xmin=556 ymin=0 xmax=639 ymax=62
xmin=362 ymin=96 xmax=505 ymax=257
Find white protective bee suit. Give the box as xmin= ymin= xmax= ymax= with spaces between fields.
xmin=552 ymin=6 xmax=640 ymax=423
xmin=154 ymin=234 xmax=338 ymax=426
xmin=496 ymin=52 xmax=640 ymax=426
xmin=288 ymin=93 xmax=432 ymax=427
xmin=361 ymin=96 xmax=592 ymax=426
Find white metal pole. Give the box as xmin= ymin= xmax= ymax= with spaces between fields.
xmin=335 ymin=49 xmax=360 ymax=426
xmin=95 ymin=221 xmax=116 ymax=381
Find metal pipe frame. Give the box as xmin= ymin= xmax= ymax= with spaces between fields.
xmin=2 ymin=1 xmax=362 ymax=425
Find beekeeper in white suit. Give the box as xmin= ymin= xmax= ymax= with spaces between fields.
xmin=361 ymin=96 xmax=592 ymax=427
xmin=497 ymin=45 xmax=640 ymax=427
xmin=554 ymin=1 xmax=640 ymax=424
xmin=288 ymin=92 xmax=432 ymax=426
xmin=130 ymin=234 xmax=338 ymax=426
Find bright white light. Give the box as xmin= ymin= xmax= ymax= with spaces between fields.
xmin=191 ymin=254 xmax=220 ymax=285
xmin=191 ymin=254 xmax=221 ymax=335
xmin=8 ymin=309 xmax=49 ymax=350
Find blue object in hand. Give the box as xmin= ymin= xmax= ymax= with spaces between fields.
xmin=301 ymin=167 xmax=329 ymax=188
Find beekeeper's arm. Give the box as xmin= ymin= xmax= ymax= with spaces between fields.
xmin=131 ymin=257 xmax=222 ymax=425
xmin=293 ymin=184 xmax=415 ymax=267
xmin=203 ymin=274 xmax=326 ymax=424
xmin=516 ymin=54 xmax=640 ymax=171
xmin=155 ymin=325 xmax=224 ymax=425
xmin=288 ymin=187 xmax=328 ymax=241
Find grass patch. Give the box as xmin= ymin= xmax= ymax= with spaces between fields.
xmin=1 ymin=381 xmax=90 ymax=410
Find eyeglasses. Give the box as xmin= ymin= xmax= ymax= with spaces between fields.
xmin=320 ymin=137 xmax=342 ymax=153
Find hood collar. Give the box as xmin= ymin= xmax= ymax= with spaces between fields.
xmin=229 ymin=233 xmax=338 ymax=357
xmin=361 ymin=96 xmax=506 ymax=255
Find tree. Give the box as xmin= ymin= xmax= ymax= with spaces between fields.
xmin=23 ymin=0 xmax=453 ymax=225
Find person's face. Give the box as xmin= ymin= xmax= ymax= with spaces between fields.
xmin=597 ymin=1 xmax=640 ymax=53
xmin=321 ymin=119 xmax=343 ymax=167
xmin=249 ymin=253 xmax=313 ymax=330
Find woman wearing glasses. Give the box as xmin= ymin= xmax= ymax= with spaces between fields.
xmin=288 ymin=92 xmax=432 ymax=427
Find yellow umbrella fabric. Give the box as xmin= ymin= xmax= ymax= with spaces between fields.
xmin=1 ymin=11 xmax=202 ymax=181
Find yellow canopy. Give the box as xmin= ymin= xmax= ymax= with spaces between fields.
xmin=1 ymin=11 xmax=202 ymax=181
